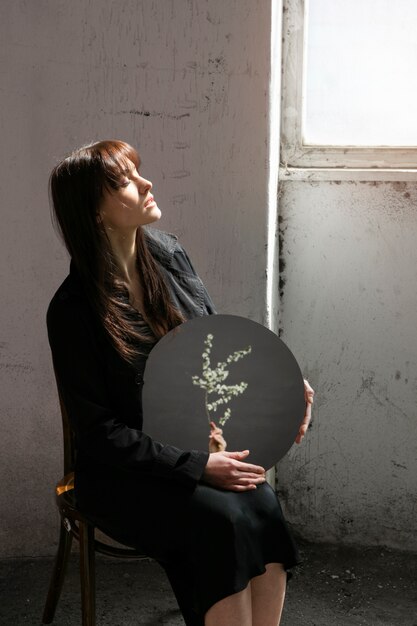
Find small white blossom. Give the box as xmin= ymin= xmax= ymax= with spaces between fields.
xmin=191 ymin=332 xmax=252 ymax=428
xmin=219 ymin=408 xmax=232 ymax=427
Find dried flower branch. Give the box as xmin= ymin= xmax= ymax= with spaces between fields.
xmin=192 ymin=333 xmax=252 ymax=434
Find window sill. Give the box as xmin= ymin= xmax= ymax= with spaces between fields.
xmin=279 ymin=167 xmax=417 ymax=182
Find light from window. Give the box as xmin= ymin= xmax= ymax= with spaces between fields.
xmin=303 ymin=0 xmax=417 ymax=147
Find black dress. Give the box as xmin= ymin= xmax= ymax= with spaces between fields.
xmin=47 ymin=227 xmax=300 ymax=626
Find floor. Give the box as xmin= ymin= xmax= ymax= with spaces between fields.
xmin=1 ymin=541 xmax=416 ymax=625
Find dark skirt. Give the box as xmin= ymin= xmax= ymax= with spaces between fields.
xmin=76 ymin=472 xmax=300 ymax=626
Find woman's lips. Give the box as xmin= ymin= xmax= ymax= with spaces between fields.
xmin=144 ymin=195 xmax=155 ymax=208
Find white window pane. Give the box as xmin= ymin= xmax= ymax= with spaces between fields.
xmin=303 ymin=0 xmax=417 ymax=147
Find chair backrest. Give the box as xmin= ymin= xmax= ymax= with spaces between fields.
xmin=54 ymin=369 xmax=76 ymax=476
xmin=52 ymin=369 xmax=148 ymax=559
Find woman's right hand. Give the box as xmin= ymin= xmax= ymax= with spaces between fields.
xmin=201 ymin=450 xmax=266 ymax=492
xmin=208 ymin=420 xmax=227 ymax=453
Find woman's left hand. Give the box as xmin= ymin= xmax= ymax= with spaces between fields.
xmin=295 ymin=379 xmax=315 ymax=444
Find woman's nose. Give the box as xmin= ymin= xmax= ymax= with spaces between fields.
xmin=138 ymin=176 xmax=152 ymax=194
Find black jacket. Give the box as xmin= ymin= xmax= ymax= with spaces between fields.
xmin=47 ymin=227 xmax=216 ymax=507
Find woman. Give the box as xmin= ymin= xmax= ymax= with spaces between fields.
xmin=47 ymin=139 xmax=314 ymax=626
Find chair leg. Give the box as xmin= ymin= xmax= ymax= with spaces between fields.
xmin=42 ymin=521 xmax=73 ymax=624
xmin=79 ymin=521 xmax=96 ymax=626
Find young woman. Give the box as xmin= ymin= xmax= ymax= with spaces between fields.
xmin=47 ymin=139 xmax=314 ymax=626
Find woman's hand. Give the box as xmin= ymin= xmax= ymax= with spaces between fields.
xmin=295 ymin=378 xmax=315 ymax=444
xmin=208 ymin=420 xmax=227 ymax=453
xmin=201 ymin=450 xmax=266 ymax=491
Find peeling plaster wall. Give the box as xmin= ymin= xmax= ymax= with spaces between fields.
xmin=0 ymin=0 xmax=272 ymax=557
xmin=276 ymin=180 xmax=417 ymax=551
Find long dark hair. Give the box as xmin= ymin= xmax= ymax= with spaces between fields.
xmin=49 ymin=139 xmax=185 ymax=363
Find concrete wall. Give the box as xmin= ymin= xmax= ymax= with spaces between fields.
xmin=0 ymin=0 xmax=272 ymax=557
xmin=276 ymin=180 xmax=417 ymax=551
xmin=3 ymin=0 xmax=414 ymax=561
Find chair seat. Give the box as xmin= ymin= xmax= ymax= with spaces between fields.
xmin=56 ymin=472 xmax=75 ymax=497
xmin=43 ymin=470 xmax=150 ymax=625
xmin=55 ymin=471 xmax=148 ymax=559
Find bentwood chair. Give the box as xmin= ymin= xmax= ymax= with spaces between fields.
xmin=42 ymin=376 xmax=148 ymax=626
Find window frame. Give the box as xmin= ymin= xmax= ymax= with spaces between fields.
xmin=280 ymin=0 xmax=417 ymax=171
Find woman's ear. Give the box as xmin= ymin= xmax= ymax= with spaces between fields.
xmin=96 ymin=212 xmax=103 ymax=224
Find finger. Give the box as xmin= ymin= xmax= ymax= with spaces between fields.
xmin=295 ymin=401 xmax=312 ymax=442
xmin=303 ymin=402 xmax=312 ymax=426
xmin=237 ymin=476 xmax=266 ymax=486
xmin=295 ymin=423 xmax=309 ymax=443
xmin=298 ymin=425 xmax=308 ymax=439
xmin=234 ymin=461 xmax=266 ymax=474
xmin=209 ymin=431 xmax=221 ymax=440
xmin=238 ymin=472 xmax=267 ymax=481
xmin=303 ymin=379 xmax=315 ymax=403
xmin=229 ymin=483 xmax=258 ymax=492
xmin=209 ymin=433 xmax=225 ymax=444
xmin=299 ymin=401 xmax=312 ymax=428
xmin=294 ymin=424 xmax=308 ymax=444
xmin=223 ymin=450 xmax=250 ymax=458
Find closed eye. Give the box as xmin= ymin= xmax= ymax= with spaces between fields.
xmin=118 ymin=164 xmax=140 ymax=188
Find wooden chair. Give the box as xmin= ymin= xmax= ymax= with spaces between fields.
xmin=42 ymin=380 xmax=148 ymax=626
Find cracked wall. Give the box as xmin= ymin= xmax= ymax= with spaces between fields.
xmin=276 ymin=180 xmax=417 ymax=551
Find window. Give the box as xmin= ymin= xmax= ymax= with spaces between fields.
xmin=280 ymin=0 xmax=417 ymax=170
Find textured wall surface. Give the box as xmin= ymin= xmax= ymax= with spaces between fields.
xmin=276 ymin=180 xmax=417 ymax=551
xmin=3 ymin=0 xmax=413 ymax=561
xmin=0 ymin=0 xmax=272 ymax=557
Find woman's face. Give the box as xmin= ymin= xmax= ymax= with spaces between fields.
xmin=98 ymin=159 xmax=161 ymax=232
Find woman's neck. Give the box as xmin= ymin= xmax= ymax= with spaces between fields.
xmin=105 ymin=226 xmax=138 ymax=283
